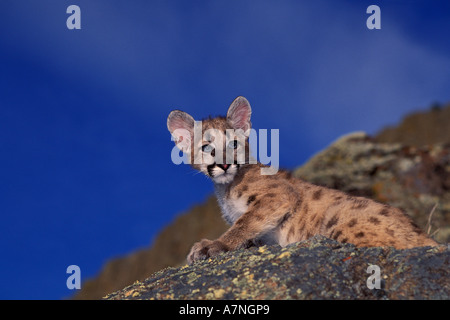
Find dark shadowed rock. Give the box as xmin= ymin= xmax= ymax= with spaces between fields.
xmin=375 ymin=102 xmax=450 ymax=147
xmin=104 ymin=235 xmax=449 ymax=300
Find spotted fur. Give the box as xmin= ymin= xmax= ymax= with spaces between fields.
xmin=167 ymin=96 xmax=439 ymax=264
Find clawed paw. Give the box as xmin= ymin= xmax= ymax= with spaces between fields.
xmin=187 ymin=239 xmax=229 ymax=265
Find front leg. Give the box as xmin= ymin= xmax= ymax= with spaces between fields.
xmin=187 ymin=197 xmax=292 ymax=264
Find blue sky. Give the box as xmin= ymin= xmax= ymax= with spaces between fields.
xmin=0 ymin=1 xmax=449 ymax=299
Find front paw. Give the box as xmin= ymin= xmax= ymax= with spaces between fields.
xmin=187 ymin=239 xmax=229 ymax=265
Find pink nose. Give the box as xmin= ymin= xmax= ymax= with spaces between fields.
xmin=218 ymin=164 xmax=229 ymax=171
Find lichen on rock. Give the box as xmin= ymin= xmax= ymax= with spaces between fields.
xmin=104 ymin=235 xmax=449 ymax=300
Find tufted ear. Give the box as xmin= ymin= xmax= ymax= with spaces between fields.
xmin=226 ymin=96 xmax=252 ymax=133
xmin=167 ymin=110 xmax=195 ymax=151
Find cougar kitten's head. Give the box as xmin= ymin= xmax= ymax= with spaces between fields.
xmin=167 ymin=96 xmax=252 ymax=184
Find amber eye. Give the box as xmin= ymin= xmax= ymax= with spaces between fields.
xmin=202 ymin=144 xmax=214 ymax=153
xmin=227 ymin=140 xmax=239 ymax=149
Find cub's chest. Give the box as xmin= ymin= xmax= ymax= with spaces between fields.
xmin=214 ymin=185 xmax=248 ymax=225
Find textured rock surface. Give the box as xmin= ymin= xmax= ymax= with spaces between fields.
xmin=75 ymin=104 xmax=450 ymax=299
xmin=105 ymin=235 xmax=449 ymax=300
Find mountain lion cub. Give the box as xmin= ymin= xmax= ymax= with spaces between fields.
xmin=167 ymin=96 xmax=438 ymax=264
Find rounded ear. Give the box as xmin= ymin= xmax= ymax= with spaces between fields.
xmin=226 ymin=96 xmax=252 ymax=133
xmin=167 ymin=110 xmax=195 ymax=151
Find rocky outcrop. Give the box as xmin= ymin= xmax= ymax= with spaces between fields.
xmin=294 ymin=132 xmax=450 ymax=244
xmin=75 ymin=103 xmax=450 ymax=299
xmin=104 ymin=131 xmax=450 ymax=300
xmin=105 ymin=235 xmax=449 ymax=300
